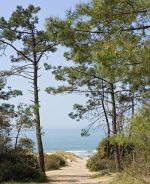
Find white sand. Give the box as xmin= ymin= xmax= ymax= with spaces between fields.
xmin=46 ymin=158 xmax=114 ymax=184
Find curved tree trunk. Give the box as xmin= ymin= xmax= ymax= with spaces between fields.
xmin=110 ymin=83 xmax=121 ymax=171
xmin=101 ymin=79 xmax=111 ymax=158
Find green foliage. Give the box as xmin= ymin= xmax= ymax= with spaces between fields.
xmin=130 ymin=103 xmax=150 ymax=142
xmin=110 ymin=104 xmax=150 ymax=178
xmin=0 ymin=4 xmax=57 ymax=64
xmin=46 ymin=0 xmax=150 ymax=174
xmin=129 ymin=104 xmax=150 ymax=177
xmin=0 ymin=78 xmax=22 ymax=149
xmin=110 ymin=172 xmax=146 ymax=184
xmin=0 ymin=147 xmax=45 ymax=183
xmin=46 ymin=0 xmax=150 ymax=137
xmin=87 ymin=138 xmax=134 ymax=172
xmin=86 ymin=138 xmax=116 ymax=171
xmin=0 ymin=78 xmax=22 ymax=104
xmin=0 ymin=4 xmax=59 ymax=173
xmin=10 ymin=104 xmax=35 ymax=150
xmin=86 ymin=153 xmax=116 ymax=172
xmin=96 ymin=139 xmax=114 ymax=159
xmin=0 ymin=9 xmax=57 ymax=144
xmin=0 ymin=78 xmax=44 ymax=182
xmin=18 ymin=137 xmax=35 ymax=150
xmin=53 ymin=151 xmax=78 ymax=161
xmin=44 ymin=154 xmax=66 ymax=171
xmin=14 ymin=104 xmax=34 ymax=133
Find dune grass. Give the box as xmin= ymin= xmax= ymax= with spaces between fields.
xmin=46 ymin=150 xmax=79 ymax=161
xmin=110 ymin=172 xmax=147 ymax=184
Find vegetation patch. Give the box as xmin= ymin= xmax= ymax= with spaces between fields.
xmin=54 ymin=151 xmax=79 ymax=161
xmin=86 ymin=138 xmax=134 ymax=172
xmin=0 ymin=148 xmax=46 ymax=183
xmin=44 ymin=154 xmax=66 ymax=171
xmin=87 ymin=153 xmax=116 ymax=172
xmin=110 ymin=173 xmax=146 ymax=184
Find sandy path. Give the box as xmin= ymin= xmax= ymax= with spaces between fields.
xmin=46 ymin=158 xmax=113 ymax=184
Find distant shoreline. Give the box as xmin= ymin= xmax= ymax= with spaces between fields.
xmin=20 ymin=129 xmax=103 ymax=151
xmin=45 ymin=149 xmax=97 ymax=158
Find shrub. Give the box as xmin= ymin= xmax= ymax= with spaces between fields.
xmin=86 ymin=137 xmax=135 ymax=172
xmin=44 ymin=154 xmax=66 ymax=171
xmin=0 ymin=147 xmax=45 ymax=183
xmin=96 ymin=138 xmax=114 ymax=159
xmin=110 ymin=172 xmax=146 ymax=184
xmin=86 ymin=153 xmax=116 ymax=172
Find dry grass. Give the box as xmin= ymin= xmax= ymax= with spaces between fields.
xmin=110 ymin=172 xmax=147 ymax=184
xmin=46 ymin=151 xmax=79 ymax=161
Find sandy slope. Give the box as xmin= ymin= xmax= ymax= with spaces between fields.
xmin=46 ymin=158 xmax=113 ymax=184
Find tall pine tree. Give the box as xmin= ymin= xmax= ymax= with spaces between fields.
xmin=0 ymin=5 xmax=58 ymax=173
xmin=46 ymin=0 xmax=150 ymax=171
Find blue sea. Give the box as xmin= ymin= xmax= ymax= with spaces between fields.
xmin=19 ymin=129 xmax=104 ymax=157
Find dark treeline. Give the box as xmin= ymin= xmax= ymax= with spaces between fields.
xmin=0 ymin=1 xmax=150 ymax=183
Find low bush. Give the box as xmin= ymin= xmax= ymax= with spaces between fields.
xmin=86 ymin=153 xmax=116 ymax=172
xmin=110 ymin=172 xmax=146 ymax=184
xmin=44 ymin=154 xmax=66 ymax=171
xmin=86 ymin=138 xmax=134 ymax=172
xmin=0 ymin=147 xmax=45 ymax=183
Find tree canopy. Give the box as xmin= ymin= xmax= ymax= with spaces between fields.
xmin=46 ymin=0 xmax=150 ymax=171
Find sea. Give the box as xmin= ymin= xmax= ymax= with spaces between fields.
xmin=17 ymin=129 xmax=104 ymax=157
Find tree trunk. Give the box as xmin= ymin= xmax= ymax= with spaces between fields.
xmin=33 ymin=63 xmax=45 ymax=174
xmin=14 ymin=125 xmax=22 ymax=149
xmin=101 ymin=79 xmax=111 ymax=158
xmin=132 ymin=92 xmax=135 ymax=116
xmin=110 ymin=83 xmax=121 ymax=171
xmin=102 ymin=98 xmax=111 ymax=158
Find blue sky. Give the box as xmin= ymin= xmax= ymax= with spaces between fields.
xmin=0 ymin=0 xmax=92 ymax=129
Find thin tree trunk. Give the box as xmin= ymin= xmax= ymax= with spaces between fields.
xmin=101 ymin=80 xmax=111 ymax=158
xmin=132 ymin=92 xmax=135 ymax=116
xmin=110 ymin=83 xmax=121 ymax=171
xmin=31 ymin=27 xmax=45 ymax=174
xmin=33 ymin=63 xmax=45 ymax=174
xmin=14 ymin=125 xmax=22 ymax=149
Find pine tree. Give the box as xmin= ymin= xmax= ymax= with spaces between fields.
xmin=0 ymin=5 xmax=58 ymax=173
xmin=46 ymin=0 xmax=150 ymax=171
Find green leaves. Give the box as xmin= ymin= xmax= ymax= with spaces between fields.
xmin=46 ymin=86 xmax=74 ymax=94
xmin=0 ymin=4 xmax=58 ymax=66
xmin=15 ymin=103 xmax=34 ymax=129
xmin=0 ymin=79 xmax=19 ymax=111
xmin=45 ymin=0 xmax=150 ymax=140
xmin=131 ymin=103 xmax=150 ymax=137
xmin=0 ymin=78 xmax=22 ymax=100
xmin=9 ymin=5 xmax=40 ymax=28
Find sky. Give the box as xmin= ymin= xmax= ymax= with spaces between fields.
xmin=0 ymin=0 xmax=93 ymax=130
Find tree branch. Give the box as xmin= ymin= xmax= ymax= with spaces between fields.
xmin=75 ymin=25 xmax=150 ymax=35
xmin=0 ymin=39 xmax=33 ymax=63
